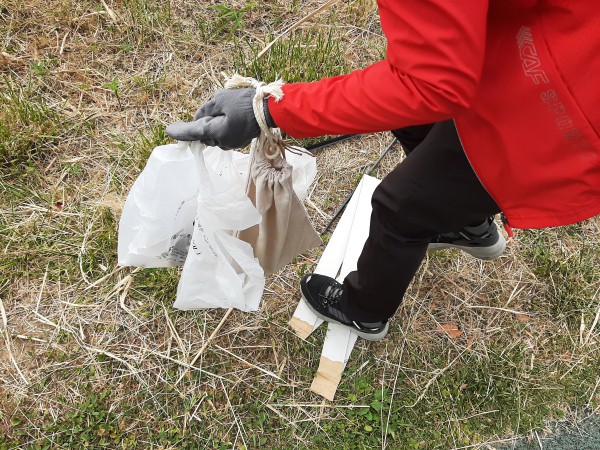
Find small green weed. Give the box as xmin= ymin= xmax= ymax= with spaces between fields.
xmin=194 ymin=2 xmax=256 ymax=43
xmin=133 ymin=125 xmax=171 ymax=168
xmin=104 ymin=76 xmax=121 ymax=108
xmin=211 ymin=2 xmax=255 ymax=40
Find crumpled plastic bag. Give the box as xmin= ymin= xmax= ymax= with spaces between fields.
xmin=173 ymin=141 xmax=265 ymax=312
xmin=118 ymin=142 xmax=255 ymax=268
xmin=117 ymin=141 xmax=199 ymax=267
xmin=285 ymin=148 xmax=317 ymax=201
xmin=203 ymin=146 xmax=317 ymax=201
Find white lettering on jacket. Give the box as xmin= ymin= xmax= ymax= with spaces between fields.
xmin=517 ymin=26 xmax=587 ymax=147
xmin=517 ymin=26 xmax=549 ymax=85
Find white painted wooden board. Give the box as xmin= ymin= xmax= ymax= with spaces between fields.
xmin=288 ymin=176 xmax=379 ymax=338
xmin=337 ymin=175 xmax=380 ymax=279
xmin=288 ymin=175 xmax=365 ymax=338
xmin=287 ymin=176 xmax=381 ymax=401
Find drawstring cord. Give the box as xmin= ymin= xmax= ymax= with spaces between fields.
xmin=501 ymin=213 xmax=514 ymax=239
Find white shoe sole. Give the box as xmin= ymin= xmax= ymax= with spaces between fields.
xmin=428 ymin=233 xmax=506 ymax=261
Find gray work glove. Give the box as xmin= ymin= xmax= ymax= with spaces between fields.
xmin=166 ymin=88 xmax=275 ymax=149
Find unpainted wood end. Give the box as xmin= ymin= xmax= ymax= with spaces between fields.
xmin=310 ymin=356 xmax=344 ymax=401
xmin=288 ymin=316 xmax=315 ymax=340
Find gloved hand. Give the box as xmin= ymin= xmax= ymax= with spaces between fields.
xmin=166 ymin=88 xmax=272 ymax=149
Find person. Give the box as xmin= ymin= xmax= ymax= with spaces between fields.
xmin=167 ymin=1 xmax=600 ymax=341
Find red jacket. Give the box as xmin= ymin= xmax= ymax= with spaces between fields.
xmin=268 ymin=0 xmax=600 ymax=229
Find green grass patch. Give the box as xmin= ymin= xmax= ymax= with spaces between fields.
xmin=520 ymin=226 xmax=600 ymax=325
xmin=0 ymin=75 xmax=68 ymax=173
xmin=234 ymin=28 xmax=349 ymax=84
xmin=123 ymin=0 xmax=173 ymax=32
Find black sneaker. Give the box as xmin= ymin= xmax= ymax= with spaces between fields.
xmin=300 ymin=273 xmax=389 ymax=341
xmin=428 ymin=218 xmax=506 ymax=260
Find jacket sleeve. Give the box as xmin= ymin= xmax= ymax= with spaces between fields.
xmin=268 ymin=0 xmax=489 ymax=138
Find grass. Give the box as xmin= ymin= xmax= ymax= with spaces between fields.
xmin=1 ymin=0 xmax=599 ymax=449
xmin=233 ymin=27 xmax=349 ymax=84
xmin=0 ymin=75 xmax=68 ymax=173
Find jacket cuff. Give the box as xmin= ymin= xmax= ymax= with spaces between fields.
xmin=263 ymin=97 xmax=277 ymax=128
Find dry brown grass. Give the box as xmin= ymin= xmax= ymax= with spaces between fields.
xmin=1 ymin=1 xmax=599 ymax=449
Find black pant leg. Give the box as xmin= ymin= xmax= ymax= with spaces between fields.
xmin=341 ymin=120 xmax=501 ymax=322
xmin=391 ymin=123 xmax=435 ymax=154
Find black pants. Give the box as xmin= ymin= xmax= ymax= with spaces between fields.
xmin=341 ymin=120 xmax=501 ymax=322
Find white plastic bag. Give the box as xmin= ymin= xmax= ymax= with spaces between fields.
xmin=203 ymin=147 xmax=316 ymax=201
xmin=174 ymin=142 xmax=265 ymax=312
xmin=202 ymin=145 xmax=248 ymax=193
xmin=285 ymin=148 xmax=317 ymax=201
xmin=118 ymin=141 xmax=199 ymax=267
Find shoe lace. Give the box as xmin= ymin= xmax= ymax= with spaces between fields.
xmin=320 ymin=282 xmax=343 ymax=306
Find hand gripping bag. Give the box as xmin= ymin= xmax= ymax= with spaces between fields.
xmin=219 ymin=75 xmax=322 ymax=276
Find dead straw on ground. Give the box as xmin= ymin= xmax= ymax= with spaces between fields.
xmin=1 ymin=1 xmax=598 ymax=449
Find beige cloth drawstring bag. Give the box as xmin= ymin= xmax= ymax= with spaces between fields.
xmin=226 ymin=75 xmax=322 ymax=275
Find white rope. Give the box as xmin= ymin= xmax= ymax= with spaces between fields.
xmin=224 ymin=74 xmax=286 ymax=159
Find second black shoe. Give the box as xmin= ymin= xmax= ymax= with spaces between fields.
xmin=428 ymin=217 xmax=506 ymax=260
xmin=300 ymin=273 xmax=389 ymax=341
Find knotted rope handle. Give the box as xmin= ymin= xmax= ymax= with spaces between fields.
xmin=224 ymin=74 xmax=286 ymax=159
